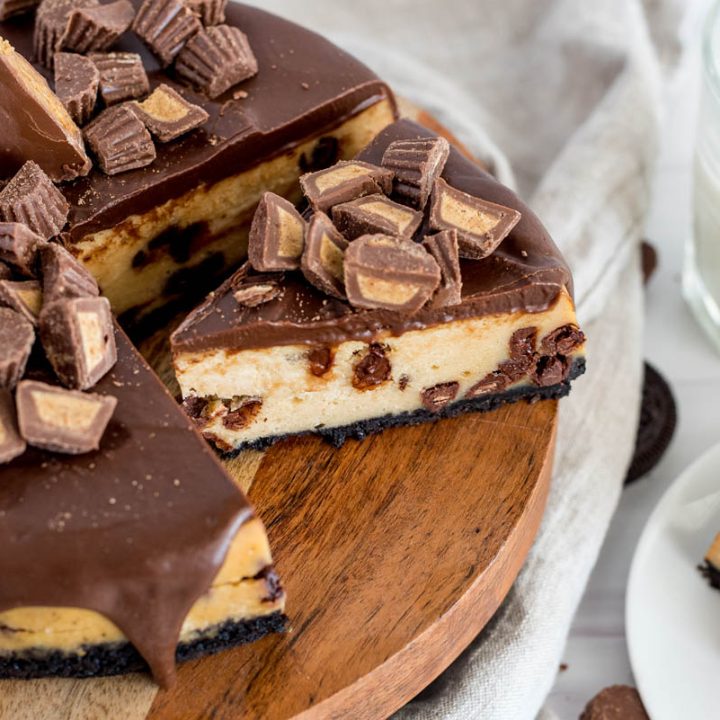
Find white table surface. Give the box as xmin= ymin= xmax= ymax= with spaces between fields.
xmin=546 ymin=6 xmax=720 ymax=718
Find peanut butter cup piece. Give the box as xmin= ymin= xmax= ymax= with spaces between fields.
xmin=301 ymin=212 xmax=348 ymax=299
xmin=16 ymin=379 xmax=117 ymax=454
xmin=422 ymin=230 xmax=462 ymax=308
xmin=184 ymin=0 xmax=225 ymax=25
xmin=429 ymin=178 xmax=521 ymax=259
xmin=300 ymin=160 xmax=394 ymax=213
xmin=39 ymin=296 xmax=116 ymax=389
xmin=0 ymin=308 xmax=35 ymax=389
xmin=132 ymin=0 xmax=201 ymax=67
xmin=331 ymin=194 xmax=423 ymax=241
xmin=175 ymin=24 xmax=257 ymax=98
xmin=0 ymin=162 xmax=69 ymax=240
xmin=40 ymin=242 xmax=99 ymax=302
xmin=0 ymin=389 xmax=25 ymax=464
xmin=421 ymin=381 xmax=459 ymax=413
xmin=0 ymin=222 xmax=47 ymax=277
xmin=248 ymin=192 xmax=306 ymax=272
xmin=0 ymin=40 xmax=91 ymax=181
xmin=130 ymin=83 xmax=209 ymax=142
xmin=62 ymin=0 xmax=135 ymax=54
xmin=382 ymin=137 xmax=450 ymax=209
xmin=0 ymin=0 xmax=39 ymax=21
xmin=0 ymin=279 xmax=42 ymax=325
xmin=84 ymin=104 xmax=156 ymax=175
xmin=54 ymin=52 xmax=100 ymax=126
xmin=89 ymin=51 xmax=149 ymax=105
xmin=344 ymin=234 xmax=440 ymax=313
xmin=33 ymin=0 xmax=98 ymax=67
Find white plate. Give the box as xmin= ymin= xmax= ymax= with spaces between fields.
xmin=627 ymin=442 xmax=720 ymax=720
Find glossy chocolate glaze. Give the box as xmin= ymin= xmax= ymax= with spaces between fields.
xmin=172 ymin=119 xmax=574 ymax=354
xmin=0 ymin=326 xmax=254 ymax=687
xmin=0 ymin=2 xmax=393 ymax=239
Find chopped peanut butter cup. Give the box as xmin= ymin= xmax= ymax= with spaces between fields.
xmin=0 ymin=222 xmax=47 ymax=277
xmin=422 ymin=230 xmax=462 ymax=308
xmin=130 ymin=83 xmax=209 ymax=142
xmin=33 ymin=0 xmax=98 ymax=67
xmin=84 ymin=104 xmax=156 ymax=175
xmin=16 ymin=379 xmax=117 ymax=454
xmin=382 ymin=136 xmax=450 ymax=209
xmin=39 ymin=295 xmax=117 ymax=389
xmin=421 ymin=381 xmax=459 ymax=413
xmin=429 ymin=177 xmax=521 ymax=259
xmin=301 ymin=212 xmax=348 ymax=299
xmin=175 ymin=24 xmax=257 ymax=98
xmin=0 ymin=308 xmax=35 ymax=389
xmin=331 ymin=193 xmax=423 ymax=241
xmin=89 ymin=51 xmax=149 ymax=105
xmin=0 ymin=389 xmax=25 ymax=464
xmin=40 ymin=242 xmax=99 ymax=302
xmin=62 ymin=0 xmax=135 ymax=54
xmin=248 ymin=192 xmax=306 ymax=272
xmin=54 ymin=52 xmax=100 ymax=125
xmin=184 ymin=0 xmax=225 ymax=25
xmin=344 ymin=234 xmax=440 ymax=313
xmin=132 ymin=0 xmax=201 ymax=67
xmin=0 ymin=40 xmax=91 ymax=181
xmin=0 ymin=0 xmax=39 ymax=20
xmin=300 ymin=160 xmax=394 ymax=213
xmin=0 ymin=279 xmax=42 ymax=325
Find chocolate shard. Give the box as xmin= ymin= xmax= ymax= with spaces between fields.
xmin=132 ymin=0 xmax=201 ymax=67
xmin=175 ymin=24 xmax=258 ymax=99
xmin=248 ymin=192 xmax=306 ymax=272
xmin=0 ymin=389 xmax=26 ymax=464
xmin=0 ymin=0 xmax=39 ymax=21
xmin=130 ymin=83 xmax=209 ymax=142
xmin=344 ymin=234 xmax=441 ymax=313
xmin=0 ymin=39 xmax=91 ymax=181
xmin=300 ymin=160 xmax=394 ymax=213
xmin=54 ymin=52 xmax=100 ymax=126
xmin=331 ymin=193 xmax=423 ymax=241
xmin=0 ymin=308 xmax=35 ymax=388
xmin=62 ymin=0 xmax=135 ymax=54
xmin=300 ymin=212 xmax=348 ymax=299
xmin=429 ymin=177 xmax=521 ymax=259
xmin=39 ymin=296 xmax=116 ymax=389
xmin=33 ymin=0 xmax=98 ymax=67
xmin=381 ymin=137 xmax=450 ymax=209
xmin=233 ymin=281 xmax=280 ymax=308
xmin=0 ymin=222 xmax=47 ymax=277
xmin=84 ymin=104 xmax=156 ymax=175
xmin=16 ymin=379 xmax=117 ymax=454
xmin=89 ymin=51 xmax=149 ymax=105
xmin=0 ymin=162 xmax=69 ymax=240
xmin=0 ymin=279 xmax=43 ymax=325
xmin=40 ymin=242 xmax=99 ymax=302
xmin=422 ymin=230 xmax=462 ymax=308
xmin=183 ymin=0 xmax=224 ymax=25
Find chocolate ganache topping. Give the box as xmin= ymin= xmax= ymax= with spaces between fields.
xmin=0 ymin=2 xmax=395 ymax=241
xmin=171 ymin=119 xmax=573 ymax=354
xmin=0 ymin=326 xmax=253 ymax=687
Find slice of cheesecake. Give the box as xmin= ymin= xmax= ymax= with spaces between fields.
xmin=701 ymin=533 xmax=720 ymax=590
xmin=171 ymin=119 xmax=586 ymax=453
xmin=0 ymin=327 xmax=285 ymax=687
xmin=0 ymin=2 xmax=396 ymax=328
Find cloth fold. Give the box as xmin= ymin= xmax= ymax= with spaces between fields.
xmin=249 ymin=1 xmax=687 ymax=717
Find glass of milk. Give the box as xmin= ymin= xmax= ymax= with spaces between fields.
xmin=685 ymin=1 xmax=720 ymax=353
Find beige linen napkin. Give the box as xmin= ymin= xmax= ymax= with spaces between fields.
xmin=250 ymin=1 xmax=686 ymax=717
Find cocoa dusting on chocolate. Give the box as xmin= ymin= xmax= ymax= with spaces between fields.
xmin=307 ymin=346 xmax=333 ymax=376
xmin=352 ymin=343 xmax=391 ymax=390
xmin=421 ymin=381 xmax=459 ymax=412
xmin=541 ymin=324 xmax=585 ymax=355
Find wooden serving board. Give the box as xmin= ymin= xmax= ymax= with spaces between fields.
xmin=0 ymin=108 xmax=559 ymax=720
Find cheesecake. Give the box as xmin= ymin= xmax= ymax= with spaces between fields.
xmin=171 ymin=119 xmax=587 ymax=453
xmin=701 ymin=533 xmax=720 ymax=590
xmin=0 ymin=1 xmax=396 ymax=328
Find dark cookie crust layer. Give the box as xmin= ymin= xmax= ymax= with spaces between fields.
xmin=700 ymin=561 xmax=720 ymax=590
xmin=221 ymin=358 xmax=586 ymax=455
xmin=0 ymin=611 xmax=287 ymax=680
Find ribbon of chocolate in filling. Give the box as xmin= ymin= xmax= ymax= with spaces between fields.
xmin=0 ymin=327 xmax=256 ymax=687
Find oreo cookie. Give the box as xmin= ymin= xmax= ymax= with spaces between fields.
xmin=625 ymin=362 xmax=677 ymax=484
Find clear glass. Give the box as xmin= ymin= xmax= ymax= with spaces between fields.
xmin=685 ymin=0 xmax=720 ymax=354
